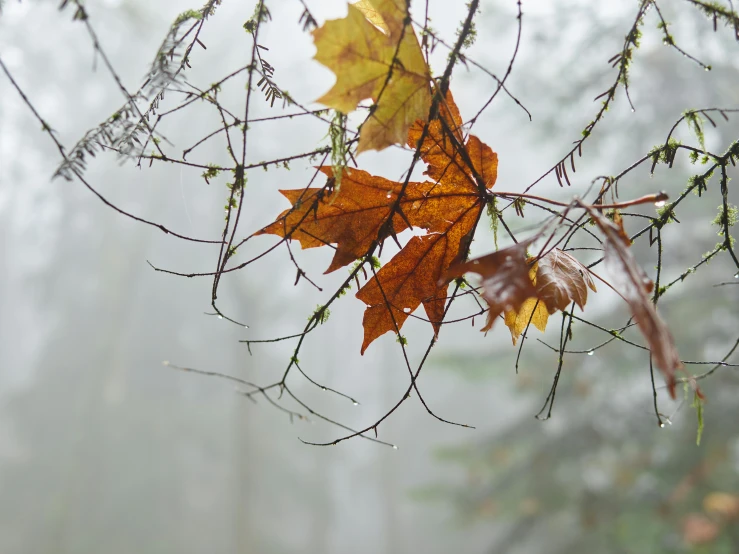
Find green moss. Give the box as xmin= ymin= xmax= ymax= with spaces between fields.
xmin=712 ymin=203 xmax=738 ymax=235
xmin=311 ymin=305 xmax=331 ymax=325
xmin=486 ymin=197 xmax=500 ymax=249
xmin=202 ymin=164 xmax=221 ymax=184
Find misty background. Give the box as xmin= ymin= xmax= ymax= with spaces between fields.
xmin=1 ymin=1 xmax=738 ymax=553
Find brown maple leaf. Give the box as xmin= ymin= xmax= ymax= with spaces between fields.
xmin=256 ymin=90 xmax=498 ymax=353
xmin=503 ymin=248 xmax=596 ymax=343
xmin=447 ymin=246 xmax=597 ymax=344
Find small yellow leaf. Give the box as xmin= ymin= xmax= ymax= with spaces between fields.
xmin=505 ymin=297 xmax=549 ymax=345
xmin=503 ymin=262 xmax=548 ymax=344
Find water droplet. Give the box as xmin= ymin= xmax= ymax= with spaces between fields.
xmin=659 ymin=423 xmax=665 ymax=428
xmin=654 ymin=200 xmax=666 ymax=208
xmin=403 ymin=307 xmax=411 ymax=313
xmin=631 ymin=108 xmax=635 ymax=113
xmin=386 ymin=192 xmax=392 ymax=198
xmin=321 ymin=387 xmax=327 ymax=391
xmin=217 ymin=315 xmax=223 ymax=320
xmin=392 ymin=445 xmax=398 ymax=450
xmin=244 ymin=324 xmax=249 ymax=328
xmin=352 ymin=401 xmax=359 ymax=406
xmin=734 ymin=271 xmax=739 ymax=279
xmin=587 ymin=350 xmax=594 ymax=356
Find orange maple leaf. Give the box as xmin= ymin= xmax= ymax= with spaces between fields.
xmin=256 ymin=90 xmax=498 ymax=353
xmin=355 ymin=91 xmax=497 ymax=352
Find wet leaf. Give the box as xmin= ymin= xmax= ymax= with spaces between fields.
xmin=356 ymin=91 xmax=497 ymax=352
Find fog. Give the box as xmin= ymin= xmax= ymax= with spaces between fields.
xmin=1 ymin=1 xmax=738 ymax=553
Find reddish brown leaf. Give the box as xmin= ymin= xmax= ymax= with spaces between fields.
xmin=357 ymin=197 xmax=483 ymax=351
xmin=604 ymin=233 xmax=682 ymax=398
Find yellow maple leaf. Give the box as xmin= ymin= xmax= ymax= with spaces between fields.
xmin=312 ymin=0 xmax=431 ymax=153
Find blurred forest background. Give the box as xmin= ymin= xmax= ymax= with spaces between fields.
xmin=1 ymin=1 xmax=738 ymax=553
